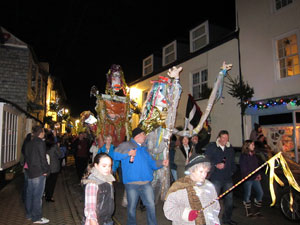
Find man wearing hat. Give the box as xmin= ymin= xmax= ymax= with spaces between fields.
xmin=114 ymin=127 xmax=169 ymax=225
xmin=164 ymin=154 xmax=220 ymax=225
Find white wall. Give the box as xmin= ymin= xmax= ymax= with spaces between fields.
xmin=237 ymin=0 xmax=300 ymax=100
xmin=131 ymin=39 xmax=243 ymax=146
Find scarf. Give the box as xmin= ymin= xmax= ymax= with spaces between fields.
xmin=165 ymin=176 xmax=205 ymax=225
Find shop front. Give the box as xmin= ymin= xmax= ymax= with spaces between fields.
xmin=245 ymin=99 xmax=300 ymax=163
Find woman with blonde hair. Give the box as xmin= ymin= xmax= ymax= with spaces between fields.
xmin=97 ymin=135 xmax=120 ymax=174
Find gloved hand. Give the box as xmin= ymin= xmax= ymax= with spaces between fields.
xmin=188 ymin=210 xmax=199 ymax=221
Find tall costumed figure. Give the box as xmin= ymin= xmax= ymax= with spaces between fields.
xmin=90 ymin=64 xmax=135 ymax=148
xmin=139 ymin=66 xmax=183 ymax=202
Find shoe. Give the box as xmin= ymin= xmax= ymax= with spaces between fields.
xmin=33 ymin=217 xmax=50 ymax=224
xmin=46 ymin=198 xmax=55 ymax=202
xmin=223 ymin=220 xmax=237 ymax=225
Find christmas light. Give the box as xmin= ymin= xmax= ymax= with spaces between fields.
xmin=244 ymin=96 xmax=300 ymax=110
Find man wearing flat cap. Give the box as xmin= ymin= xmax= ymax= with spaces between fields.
xmin=164 ymin=154 xmax=220 ymax=225
xmin=114 ymin=127 xmax=168 ymax=225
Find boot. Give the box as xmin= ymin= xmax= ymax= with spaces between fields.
xmin=243 ymin=201 xmax=254 ymax=217
xmin=253 ymin=199 xmax=264 ymax=217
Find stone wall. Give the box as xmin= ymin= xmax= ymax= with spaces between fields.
xmin=0 ymin=46 xmax=29 ymax=111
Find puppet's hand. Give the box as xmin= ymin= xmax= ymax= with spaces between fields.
xmin=167 ymin=66 xmax=183 ymax=79
xmin=221 ymin=61 xmax=232 ymax=72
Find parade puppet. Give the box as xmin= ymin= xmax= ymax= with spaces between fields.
xmin=90 ymin=64 xmax=132 ymax=148
xmin=138 ymin=63 xmax=232 ymax=201
xmin=138 ymin=66 xmax=183 ymax=202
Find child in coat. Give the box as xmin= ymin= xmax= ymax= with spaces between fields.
xmin=81 ymin=153 xmax=115 ymax=225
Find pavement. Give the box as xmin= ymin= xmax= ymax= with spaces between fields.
xmin=0 ymin=157 xmax=298 ymax=225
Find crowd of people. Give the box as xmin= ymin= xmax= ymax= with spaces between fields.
xmin=20 ymin=123 xmax=272 ymax=225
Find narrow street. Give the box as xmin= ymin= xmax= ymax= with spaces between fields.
xmin=0 ymin=158 xmax=298 ymax=225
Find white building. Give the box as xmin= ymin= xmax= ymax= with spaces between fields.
xmin=129 ymin=21 xmax=242 ymax=146
xmin=238 ymin=0 xmax=300 ymax=162
xmin=129 ymin=0 xmax=300 ymax=162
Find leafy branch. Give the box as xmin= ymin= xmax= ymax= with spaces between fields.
xmin=226 ymin=75 xmax=254 ymax=115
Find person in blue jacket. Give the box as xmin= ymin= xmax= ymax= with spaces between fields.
xmin=97 ymin=135 xmax=120 ymax=174
xmin=114 ymin=127 xmax=168 ymax=225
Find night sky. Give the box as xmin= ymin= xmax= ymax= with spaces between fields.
xmin=1 ymin=0 xmax=236 ymax=117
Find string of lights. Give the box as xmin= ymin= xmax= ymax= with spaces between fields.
xmin=244 ymin=96 xmax=300 ymax=110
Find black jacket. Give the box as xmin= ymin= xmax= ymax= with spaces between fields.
xmin=25 ymin=137 xmax=50 ymax=179
xmin=205 ymin=141 xmax=236 ymax=182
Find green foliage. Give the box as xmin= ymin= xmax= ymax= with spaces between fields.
xmin=226 ymin=75 xmax=254 ymax=115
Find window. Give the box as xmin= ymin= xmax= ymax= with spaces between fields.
xmin=1 ymin=108 xmax=18 ymax=166
xmin=190 ymin=21 xmax=209 ymax=53
xmin=274 ymin=0 xmax=293 ymax=11
xmin=143 ymin=55 xmax=153 ymax=76
xmin=163 ymin=41 xmax=177 ymax=66
xmin=276 ymin=33 xmax=300 ymax=78
xmin=192 ymin=69 xmax=208 ymax=100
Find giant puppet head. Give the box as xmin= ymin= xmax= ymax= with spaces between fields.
xmin=105 ymin=64 xmax=128 ymax=96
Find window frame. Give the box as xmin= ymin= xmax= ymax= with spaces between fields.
xmin=189 ymin=20 xmax=209 ymax=53
xmin=162 ymin=40 xmax=177 ymax=66
xmin=0 ymin=103 xmax=18 ymax=170
xmin=142 ymin=54 xmax=154 ymax=76
xmin=273 ymin=29 xmax=300 ymax=80
xmin=272 ymin=0 xmax=294 ymax=12
xmin=190 ymin=68 xmax=209 ymax=100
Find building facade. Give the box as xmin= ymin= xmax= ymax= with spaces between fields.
xmin=237 ymin=0 xmax=300 ymax=162
xmin=129 ymin=0 xmax=300 ymax=163
xmin=0 ymin=27 xmax=66 ymax=170
xmin=129 ymin=21 xmax=243 ymax=146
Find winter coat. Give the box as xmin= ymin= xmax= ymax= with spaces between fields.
xmin=164 ymin=179 xmax=220 ymax=225
xmin=24 ymin=137 xmax=50 ymax=179
xmin=174 ymin=145 xmax=191 ymax=179
xmin=113 ymin=138 xmax=163 ymax=184
xmin=205 ymin=139 xmax=236 ymax=183
xmin=82 ymin=167 xmax=115 ymax=225
xmin=47 ymin=144 xmax=62 ymax=173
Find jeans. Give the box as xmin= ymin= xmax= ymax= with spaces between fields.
xmin=212 ymin=180 xmax=233 ymax=223
xmin=104 ymin=221 xmax=114 ymax=225
xmin=243 ymin=179 xmax=264 ymax=202
xmin=125 ymin=182 xmax=157 ymax=225
xmin=22 ymin=170 xmax=28 ymax=202
xmin=25 ymin=175 xmax=46 ymax=222
xmin=170 ymin=169 xmax=177 ymax=182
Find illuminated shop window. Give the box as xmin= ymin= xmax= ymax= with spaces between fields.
xmin=276 ymin=33 xmax=300 ymax=78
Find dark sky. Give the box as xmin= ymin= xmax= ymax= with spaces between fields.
xmin=1 ymin=0 xmax=236 ymax=117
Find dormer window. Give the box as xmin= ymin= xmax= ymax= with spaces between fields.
xmin=163 ymin=40 xmax=177 ymax=66
xmin=143 ymin=55 xmax=153 ymax=76
xmin=274 ymin=0 xmax=293 ymax=11
xmin=190 ymin=21 xmax=209 ymax=53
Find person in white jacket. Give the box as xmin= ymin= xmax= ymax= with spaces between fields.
xmin=89 ymin=140 xmax=99 ymax=162
xmin=164 ymin=154 xmax=220 ymax=225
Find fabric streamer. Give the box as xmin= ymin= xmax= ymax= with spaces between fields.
xmin=193 ymin=62 xmax=232 ymax=135
xmin=199 ymin=152 xmax=300 ymax=213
